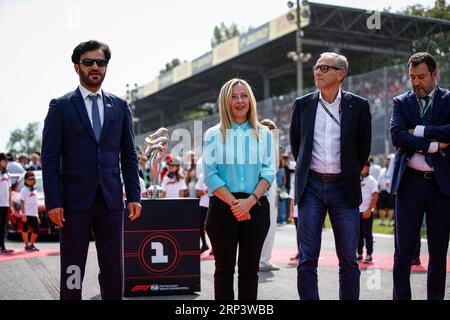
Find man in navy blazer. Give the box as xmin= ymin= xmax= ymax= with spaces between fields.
xmin=289 ymin=52 xmax=371 ymax=300
xmin=390 ymin=52 xmax=450 ymax=300
xmin=41 ymin=40 xmax=142 ymax=300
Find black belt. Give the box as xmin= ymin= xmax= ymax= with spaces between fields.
xmin=309 ymin=170 xmax=342 ymax=183
xmin=406 ymin=167 xmax=434 ymax=179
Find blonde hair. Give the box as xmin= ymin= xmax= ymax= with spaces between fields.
xmin=217 ymin=78 xmax=260 ymax=141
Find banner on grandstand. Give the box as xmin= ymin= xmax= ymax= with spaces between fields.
xmin=212 ymin=36 xmax=240 ymax=65
xmin=173 ymin=62 xmax=192 ymax=83
xmin=269 ymin=6 xmax=310 ymax=41
xmin=192 ymin=52 xmax=213 ymax=75
xmin=136 ymin=6 xmax=310 ymax=98
xmin=239 ymin=23 xmax=270 ymax=54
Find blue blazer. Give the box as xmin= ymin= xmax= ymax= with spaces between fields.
xmin=41 ymin=88 xmax=141 ymax=212
xmin=389 ymin=86 xmax=450 ymax=196
xmin=289 ymin=90 xmax=372 ymax=208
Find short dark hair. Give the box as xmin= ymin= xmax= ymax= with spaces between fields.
xmin=71 ymin=40 xmax=111 ymax=64
xmin=407 ymin=52 xmax=436 ymax=73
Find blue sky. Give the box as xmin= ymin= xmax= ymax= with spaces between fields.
xmin=0 ymin=0 xmax=438 ymax=150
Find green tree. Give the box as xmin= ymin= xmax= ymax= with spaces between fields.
xmin=211 ymin=22 xmax=240 ymax=48
xmin=7 ymin=122 xmax=42 ymax=155
xmin=159 ymin=58 xmax=182 ymax=75
xmin=401 ymin=0 xmax=450 ymax=55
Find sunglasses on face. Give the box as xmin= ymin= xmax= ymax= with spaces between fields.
xmin=79 ymin=58 xmax=108 ymax=67
xmin=312 ymin=65 xmax=341 ymax=73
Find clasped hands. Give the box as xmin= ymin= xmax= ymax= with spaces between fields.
xmin=230 ymin=197 xmax=257 ymax=222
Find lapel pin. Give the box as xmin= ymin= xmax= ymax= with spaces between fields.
xmin=106 ymin=103 xmax=112 ymax=108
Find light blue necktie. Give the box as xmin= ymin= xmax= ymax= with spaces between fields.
xmin=88 ymin=94 xmax=102 ymax=142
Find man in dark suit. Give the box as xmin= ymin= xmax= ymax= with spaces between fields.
xmin=390 ymin=52 xmax=450 ymax=300
xmin=41 ymin=40 xmax=142 ymax=300
xmin=289 ymin=52 xmax=371 ymax=300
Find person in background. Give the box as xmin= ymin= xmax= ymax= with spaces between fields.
xmin=282 ymin=153 xmax=294 ymax=223
xmin=369 ymin=157 xmax=381 ymax=182
xmin=6 ymin=152 xmax=25 ymax=186
xmin=289 ymin=176 xmax=299 ymax=261
xmin=161 ymin=156 xmax=188 ymax=198
xmin=139 ymin=176 xmax=147 ymax=199
xmin=137 ymin=154 xmax=148 ymax=181
xmin=276 ymin=158 xmax=288 ymax=224
xmin=195 ymin=172 xmax=210 ymax=253
xmin=0 ymin=152 xmax=14 ymax=255
xmin=203 ymin=78 xmax=275 ymax=300
xmin=259 ymin=118 xmax=280 ymax=272
xmin=377 ymin=155 xmax=395 ymax=226
xmin=18 ymin=153 xmax=29 ymax=170
xmin=185 ymin=150 xmax=198 ymax=198
xmin=159 ymin=153 xmax=172 ymax=184
xmin=357 ymin=161 xmax=379 ymax=263
xmin=28 ymin=153 xmax=42 ymax=171
xmin=20 ymin=171 xmax=40 ymax=252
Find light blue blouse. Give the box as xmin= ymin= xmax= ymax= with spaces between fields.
xmin=202 ymin=121 xmax=275 ymax=196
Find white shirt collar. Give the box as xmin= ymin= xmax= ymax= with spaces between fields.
xmin=319 ymin=88 xmax=342 ymax=105
xmin=415 ymin=85 xmax=437 ymax=100
xmin=428 ymin=86 xmax=437 ymax=99
xmin=79 ymin=85 xmax=102 ymax=100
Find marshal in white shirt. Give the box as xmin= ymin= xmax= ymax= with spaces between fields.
xmin=310 ymin=89 xmax=342 ymax=174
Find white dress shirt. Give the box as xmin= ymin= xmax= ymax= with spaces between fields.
xmin=310 ymin=90 xmax=342 ymax=174
xmin=408 ymin=87 xmax=438 ymax=172
xmin=78 ymin=85 xmax=105 ymax=127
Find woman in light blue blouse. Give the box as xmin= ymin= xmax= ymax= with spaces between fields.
xmin=203 ymin=78 xmax=275 ymax=300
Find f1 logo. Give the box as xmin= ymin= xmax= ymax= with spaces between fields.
xmin=151 ymin=242 xmax=168 ymax=263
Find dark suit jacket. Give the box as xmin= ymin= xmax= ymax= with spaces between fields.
xmin=389 ymin=86 xmax=450 ymax=196
xmin=41 ymin=88 xmax=141 ymax=212
xmin=289 ymin=90 xmax=372 ymax=208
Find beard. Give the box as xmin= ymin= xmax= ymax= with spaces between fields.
xmin=79 ymin=69 xmax=105 ymax=88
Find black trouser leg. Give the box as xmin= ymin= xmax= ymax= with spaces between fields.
xmin=206 ymin=193 xmax=270 ymax=300
xmin=92 ymin=188 xmax=124 ymax=300
xmin=237 ymin=197 xmax=270 ymax=300
xmin=206 ymin=196 xmax=239 ymax=300
xmin=200 ymin=206 xmax=208 ymax=248
xmin=0 ymin=207 xmax=8 ymax=249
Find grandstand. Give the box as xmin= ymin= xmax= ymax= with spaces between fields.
xmin=129 ymin=1 xmax=450 ymax=156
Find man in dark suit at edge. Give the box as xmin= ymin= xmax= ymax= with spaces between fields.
xmin=289 ymin=52 xmax=372 ymax=300
xmin=41 ymin=40 xmax=141 ymax=300
xmin=390 ymin=52 xmax=450 ymax=300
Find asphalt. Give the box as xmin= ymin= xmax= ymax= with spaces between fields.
xmin=0 ymin=224 xmax=449 ymax=300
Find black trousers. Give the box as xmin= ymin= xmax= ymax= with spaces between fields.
xmin=206 ymin=193 xmax=270 ymax=300
xmin=60 ymin=187 xmax=123 ymax=300
xmin=393 ymin=168 xmax=450 ymax=300
xmin=358 ymin=213 xmax=374 ymax=255
xmin=22 ymin=216 xmax=40 ymax=234
xmin=200 ymin=206 xmax=208 ymax=248
xmin=0 ymin=207 xmax=8 ymax=249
